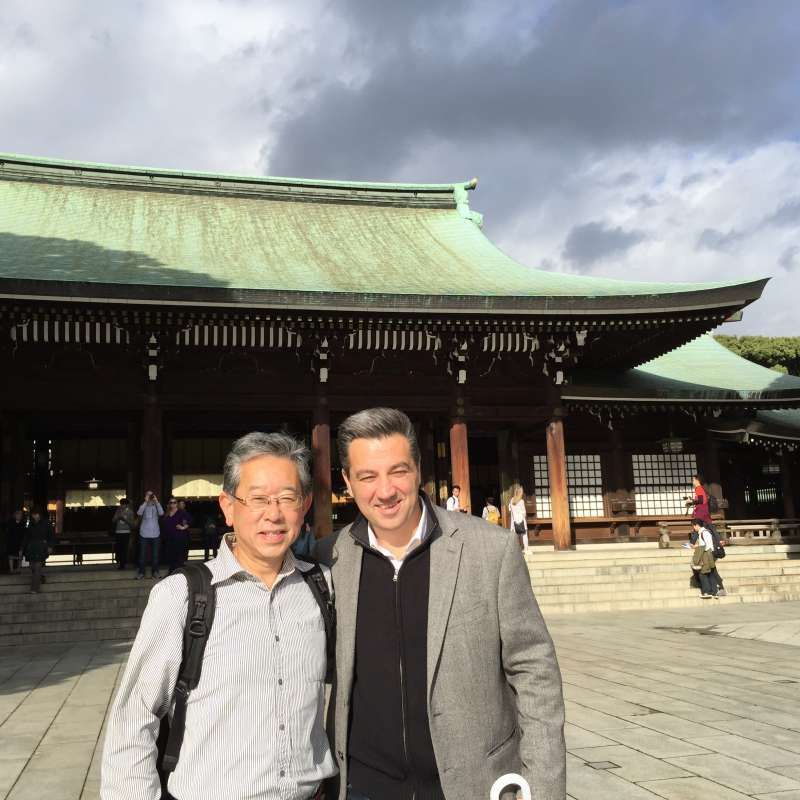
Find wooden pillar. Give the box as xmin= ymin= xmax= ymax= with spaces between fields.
xmin=312 ymin=392 xmax=332 ymax=538
xmin=418 ymin=420 xmax=437 ymax=504
xmin=141 ymin=393 xmax=163 ymax=501
xmin=781 ymin=450 xmax=796 ymax=519
xmin=546 ymin=415 xmax=572 ymax=550
xmin=449 ymin=418 xmax=471 ymax=514
xmin=704 ymin=432 xmax=723 ymax=513
xmin=0 ymin=413 xmax=15 ymax=519
xmin=606 ymin=429 xmax=628 ymax=509
xmin=498 ymin=428 xmax=520 ymax=529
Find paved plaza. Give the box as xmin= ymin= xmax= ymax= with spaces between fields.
xmin=1 ymin=602 xmax=800 ymax=800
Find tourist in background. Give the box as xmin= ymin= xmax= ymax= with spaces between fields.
xmin=509 ymin=484 xmax=529 ymax=551
xmin=446 ymin=484 xmax=467 ymax=512
xmin=111 ymin=498 xmax=136 ymax=570
xmin=162 ymin=496 xmax=191 ymax=575
xmin=137 ymin=490 xmax=163 ymax=580
xmin=5 ymin=508 xmax=26 ymax=574
xmin=22 ymin=507 xmax=54 ymax=594
xmin=690 ymin=518 xmax=718 ymax=598
xmin=482 ymin=495 xmax=502 ymax=525
xmin=291 ymin=519 xmax=316 ymax=559
xmin=201 ymin=511 xmax=223 ymax=561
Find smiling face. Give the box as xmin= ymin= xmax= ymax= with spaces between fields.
xmin=343 ymin=433 xmax=422 ymax=544
xmin=219 ymin=454 xmax=311 ymax=573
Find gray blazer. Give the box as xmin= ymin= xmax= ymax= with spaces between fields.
xmin=321 ymin=503 xmax=566 ymax=800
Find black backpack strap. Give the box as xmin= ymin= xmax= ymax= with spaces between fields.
xmin=161 ymin=563 xmax=216 ymax=775
xmin=301 ymin=563 xmax=335 ymax=683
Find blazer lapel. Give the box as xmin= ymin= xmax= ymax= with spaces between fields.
xmin=333 ymin=532 xmax=363 ymax=702
xmin=427 ymin=514 xmax=463 ymax=702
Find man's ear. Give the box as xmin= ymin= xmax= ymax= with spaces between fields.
xmin=219 ymin=492 xmax=235 ymax=527
xmin=342 ymin=468 xmax=353 ymax=497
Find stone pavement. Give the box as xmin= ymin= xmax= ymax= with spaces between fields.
xmin=1 ymin=602 xmax=800 ymax=799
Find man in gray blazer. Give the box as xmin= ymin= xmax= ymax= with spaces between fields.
xmin=319 ymin=407 xmax=565 ymax=800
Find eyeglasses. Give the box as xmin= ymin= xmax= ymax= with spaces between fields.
xmin=231 ymin=493 xmax=303 ymax=512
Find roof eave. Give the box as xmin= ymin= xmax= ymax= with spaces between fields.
xmin=0 ymin=277 xmax=769 ymax=316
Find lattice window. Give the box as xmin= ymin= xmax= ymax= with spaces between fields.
xmin=632 ymin=453 xmax=697 ymax=515
xmin=531 ymin=454 xmax=605 ymax=518
xmin=532 ymin=455 xmax=552 ymax=517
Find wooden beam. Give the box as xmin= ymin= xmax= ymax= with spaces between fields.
xmin=312 ymin=392 xmax=333 ymax=538
xmin=449 ymin=418 xmax=472 ymax=514
xmin=781 ymin=450 xmax=796 ymax=519
xmin=546 ymin=416 xmax=572 ymax=550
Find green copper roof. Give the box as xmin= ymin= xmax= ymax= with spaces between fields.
xmin=566 ymin=335 xmax=800 ymax=403
xmin=0 ymin=153 xmax=766 ymax=315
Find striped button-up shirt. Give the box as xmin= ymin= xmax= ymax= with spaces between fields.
xmin=101 ymin=537 xmax=336 ymax=800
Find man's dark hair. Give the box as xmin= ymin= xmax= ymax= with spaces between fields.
xmin=691 ymin=517 xmax=704 ymax=527
xmin=693 ymin=473 xmax=704 ymax=483
xmin=452 ymin=485 xmax=461 ymax=492
xmin=337 ymin=407 xmax=420 ymax=473
xmin=486 ymin=496 xmax=495 ymax=505
xmin=119 ymin=498 xmax=129 ymax=506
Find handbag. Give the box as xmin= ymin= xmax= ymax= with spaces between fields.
xmin=513 ymin=521 xmax=526 ymax=536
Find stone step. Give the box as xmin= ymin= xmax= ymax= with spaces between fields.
xmin=531 ymin=573 xmax=800 ymax=596
xmin=0 ymin=614 xmax=145 ymax=638
xmin=0 ymin=624 xmax=141 ymax=647
xmin=534 ymin=579 xmax=799 ymax=605
xmin=530 ymin=565 xmax=800 ymax=587
xmin=0 ymin=577 xmax=163 ymax=596
xmin=0 ymin=606 xmax=147 ymax=635
xmin=525 ymin=543 xmax=800 ymax=562
xmin=527 ymin=560 xmax=800 ymax=579
xmin=0 ymin=596 xmax=149 ymax=623
xmin=524 ymin=551 xmax=800 ymax=569
xmin=539 ymin=590 xmax=800 ymax=615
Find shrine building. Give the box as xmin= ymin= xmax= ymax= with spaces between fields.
xmin=1 ymin=153 xmax=799 ymax=549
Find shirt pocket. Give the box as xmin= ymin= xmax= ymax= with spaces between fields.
xmin=293 ymin=615 xmax=327 ymax=682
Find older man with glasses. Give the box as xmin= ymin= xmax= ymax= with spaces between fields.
xmin=102 ymin=432 xmax=336 ymax=800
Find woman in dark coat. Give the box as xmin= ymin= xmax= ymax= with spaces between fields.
xmin=22 ymin=508 xmax=54 ymax=593
xmin=5 ymin=509 xmax=27 ymax=573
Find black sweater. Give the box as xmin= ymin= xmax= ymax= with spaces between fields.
xmin=347 ymin=500 xmax=444 ymax=800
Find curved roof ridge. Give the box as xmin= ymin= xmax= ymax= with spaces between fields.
xmin=0 ymin=151 xmax=471 ymax=196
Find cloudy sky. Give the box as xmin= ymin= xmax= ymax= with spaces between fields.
xmin=2 ymin=0 xmax=799 ymax=334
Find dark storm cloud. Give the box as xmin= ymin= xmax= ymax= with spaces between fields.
xmin=764 ymin=198 xmax=800 ymax=228
xmin=779 ymin=245 xmax=799 ymax=271
xmin=266 ymin=0 xmax=800 ymax=180
xmin=562 ymin=221 xmax=646 ymax=268
xmin=696 ymin=227 xmax=746 ymax=252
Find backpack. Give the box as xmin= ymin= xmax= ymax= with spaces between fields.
xmin=486 ymin=506 xmax=501 ymax=525
xmin=156 ymin=560 xmax=335 ymax=795
xmin=709 ymin=525 xmax=725 ymax=559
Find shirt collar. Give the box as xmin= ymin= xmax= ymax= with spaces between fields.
xmin=208 ymin=533 xmax=301 ymax=586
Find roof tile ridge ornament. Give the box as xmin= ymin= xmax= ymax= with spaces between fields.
xmin=453 ymin=178 xmax=483 ymax=228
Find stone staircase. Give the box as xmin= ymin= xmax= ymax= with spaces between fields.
xmin=529 ymin=542 xmax=800 ymax=614
xmin=0 ymin=565 xmax=154 ymax=646
xmin=1 ymin=544 xmax=799 ymax=646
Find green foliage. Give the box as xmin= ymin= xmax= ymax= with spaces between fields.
xmin=715 ymin=336 xmax=800 ymax=376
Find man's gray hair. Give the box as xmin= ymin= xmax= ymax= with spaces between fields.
xmin=337 ymin=407 xmax=420 ymax=473
xmin=223 ymin=432 xmax=312 ymax=496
